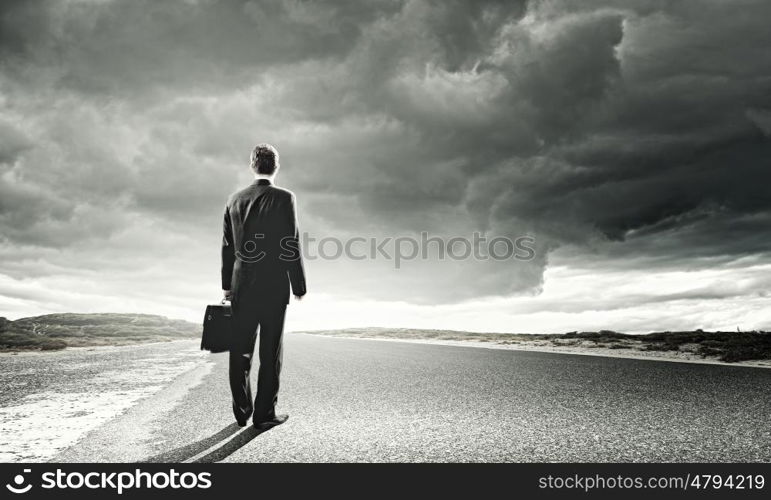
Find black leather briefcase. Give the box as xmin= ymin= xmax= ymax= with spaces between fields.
xmin=201 ymin=301 xmax=234 ymax=353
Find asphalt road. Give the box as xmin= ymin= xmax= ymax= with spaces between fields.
xmin=50 ymin=334 xmax=771 ymax=462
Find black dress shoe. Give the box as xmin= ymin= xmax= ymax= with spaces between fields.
xmin=235 ymin=411 xmax=252 ymax=427
xmin=253 ymin=414 xmax=289 ymax=429
xmin=234 ymin=403 xmax=253 ymax=428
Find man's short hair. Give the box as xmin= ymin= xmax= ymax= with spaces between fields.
xmin=250 ymin=144 xmax=280 ymax=175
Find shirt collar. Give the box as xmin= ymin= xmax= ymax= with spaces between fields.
xmin=254 ymin=174 xmax=274 ymax=185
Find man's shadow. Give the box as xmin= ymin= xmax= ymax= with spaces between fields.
xmin=143 ymin=423 xmax=274 ymax=463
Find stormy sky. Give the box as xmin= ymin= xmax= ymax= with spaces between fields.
xmin=1 ymin=0 xmax=770 ymax=333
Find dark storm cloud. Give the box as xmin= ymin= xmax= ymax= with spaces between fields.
xmin=0 ymin=0 xmax=401 ymax=96
xmin=0 ymin=0 xmax=769 ymax=305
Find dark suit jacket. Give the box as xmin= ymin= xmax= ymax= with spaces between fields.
xmin=222 ymin=179 xmax=306 ymax=305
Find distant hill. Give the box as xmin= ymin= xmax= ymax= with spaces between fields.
xmin=0 ymin=313 xmax=200 ymax=351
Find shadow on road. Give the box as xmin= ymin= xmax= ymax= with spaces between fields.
xmin=142 ymin=422 xmax=279 ymax=463
xmin=143 ymin=422 xmax=243 ymax=462
xmin=191 ymin=426 xmax=268 ymax=463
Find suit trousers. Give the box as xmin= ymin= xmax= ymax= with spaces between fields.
xmin=229 ymin=294 xmax=287 ymax=423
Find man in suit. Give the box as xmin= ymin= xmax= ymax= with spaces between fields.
xmin=221 ymin=144 xmax=306 ymax=429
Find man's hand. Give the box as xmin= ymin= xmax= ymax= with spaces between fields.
xmin=223 ymin=289 xmax=233 ymax=301
xmin=294 ymin=295 xmax=304 ymax=302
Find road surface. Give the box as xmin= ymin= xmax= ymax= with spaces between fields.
xmin=39 ymin=334 xmax=771 ymax=462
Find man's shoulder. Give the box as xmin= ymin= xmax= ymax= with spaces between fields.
xmin=226 ymin=187 xmax=247 ymax=207
xmin=270 ymin=185 xmax=295 ymax=200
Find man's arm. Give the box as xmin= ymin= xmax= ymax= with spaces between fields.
xmin=221 ymin=205 xmax=235 ymax=299
xmin=285 ymin=193 xmax=306 ymax=298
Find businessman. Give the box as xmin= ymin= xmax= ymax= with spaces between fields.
xmin=221 ymin=144 xmax=306 ymax=429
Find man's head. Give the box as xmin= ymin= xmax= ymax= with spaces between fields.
xmin=250 ymin=143 xmax=280 ymax=176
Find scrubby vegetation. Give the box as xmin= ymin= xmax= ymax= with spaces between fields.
xmin=3 ymin=314 xmax=769 ymax=362
xmin=0 ymin=313 xmax=200 ymax=351
xmin=304 ymin=327 xmax=771 ymax=363
xmin=641 ymin=330 xmax=771 ymax=362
